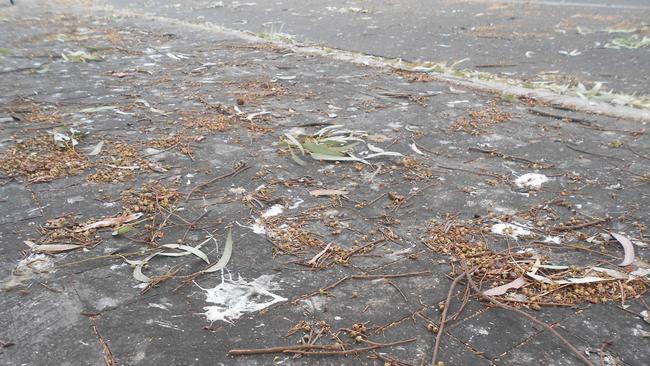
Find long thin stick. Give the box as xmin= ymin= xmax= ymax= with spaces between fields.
xmin=287 ymin=337 xmax=416 ymax=356
xmin=352 ymin=270 xmax=432 ymax=280
xmin=431 ymin=271 xmax=467 ymax=365
xmin=550 ymin=217 xmax=609 ymax=232
xmin=229 ymin=344 xmax=340 ymax=356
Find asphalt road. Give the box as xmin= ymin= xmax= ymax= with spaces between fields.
xmin=98 ymin=0 xmax=650 ymax=95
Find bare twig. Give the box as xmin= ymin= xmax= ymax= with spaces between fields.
xmin=291 ymin=276 xmax=350 ymax=304
xmin=229 ymin=343 xmax=340 ymax=356
xmin=468 ymin=147 xmax=553 ymax=168
xmin=385 ymin=280 xmax=409 ymax=302
xmin=365 ymin=192 xmax=387 ymax=207
xmin=185 ymin=163 xmax=249 ymax=201
xmin=343 ymin=238 xmax=385 ymax=260
xmin=89 ymin=317 xmax=118 ymax=366
xmin=352 ymin=270 xmax=432 ymax=280
xmin=565 ymin=144 xmax=624 ymax=162
xmin=393 ymin=183 xmax=436 ymax=212
xmin=287 ymin=337 xmax=416 ymax=356
xmin=549 ymin=217 xmax=610 ymax=232
xmin=431 ymin=271 xmax=468 ymax=365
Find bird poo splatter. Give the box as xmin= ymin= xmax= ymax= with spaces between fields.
xmin=261 ymin=204 xmax=284 ymax=218
xmin=490 ymin=223 xmax=534 ymax=239
xmin=200 ymin=275 xmax=287 ymax=323
xmin=515 ymin=173 xmax=549 ymax=189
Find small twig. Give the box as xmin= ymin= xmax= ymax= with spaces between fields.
xmin=229 ymin=343 xmax=340 ymax=356
xmin=291 ymin=276 xmax=350 ymax=304
xmin=88 ymin=317 xmax=118 ymax=366
xmin=394 ymin=183 xmax=436 ymax=212
xmin=38 ymin=281 xmax=63 ymax=293
xmin=365 ymin=192 xmax=387 ymax=207
xmin=286 ymin=337 xmax=416 ymax=356
xmin=626 ymin=146 xmax=650 ymax=161
xmin=437 ymin=165 xmax=504 ymax=179
xmin=549 ymin=217 xmax=610 ymax=232
xmin=343 ymin=238 xmax=385 ymax=260
xmin=352 ymin=270 xmax=432 ymax=280
xmin=529 ymin=108 xmax=593 ymax=126
xmin=468 ymin=147 xmax=554 ymax=168
xmin=185 ymin=163 xmax=249 ymax=201
xmin=141 ymin=142 xmax=180 ymax=158
xmin=370 ymin=351 xmax=415 ymax=366
xmin=385 ymin=280 xmax=408 ymax=302
xmin=598 ymin=341 xmax=612 ymax=366
xmin=565 ymin=144 xmax=625 ymax=162
xmin=431 ymin=271 xmax=468 ymax=365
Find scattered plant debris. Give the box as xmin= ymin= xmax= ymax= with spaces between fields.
xmin=0 ymin=135 xmax=92 ymax=183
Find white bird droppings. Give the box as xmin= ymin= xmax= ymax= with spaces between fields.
xmin=515 ymin=173 xmax=549 ymax=189
xmin=202 ymin=275 xmax=287 ymax=323
xmin=491 ymin=223 xmax=533 ymax=239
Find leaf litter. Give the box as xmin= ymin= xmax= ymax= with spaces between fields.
xmin=0 ymin=135 xmax=92 ymax=183
xmin=423 ymin=216 xmax=647 ymax=306
xmin=281 ymin=125 xmax=403 ymax=164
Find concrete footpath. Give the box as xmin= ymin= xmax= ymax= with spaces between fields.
xmin=1 ymin=1 xmax=649 ymax=365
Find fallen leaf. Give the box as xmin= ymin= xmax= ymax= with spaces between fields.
xmin=31 ymin=244 xmax=84 ymax=253
xmin=161 ymin=244 xmax=210 ymax=264
xmin=483 ymin=277 xmax=527 ymax=296
xmin=365 ymin=151 xmax=403 ymax=159
xmin=75 ymin=213 xmax=143 ymax=232
xmin=309 ymin=189 xmax=348 ymax=197
xmin=610 ymin=232 xmax=635 ymax=266
xmin=410 ymin=143 xmax=426 ymax=155
xmin=112 ymin=225 xmax=134 ymax=236
xmin=303 ymin=142 xmax=345 ymax=157
xmin=589 ymin=267 xmax=628 ymax=280
xmin=79 ymin=106 xmax=118 ymax=113
xmin=88 ymin=141 xmax=104 ymax=156
xmin=309 ymin=152 xmax=366 ymax=162
xmin=284 ymin=133 xmax=305 ymax=154
xmin=147 ymin=161 xmax=168 ymax=173
xmin=126 ymin=253 xmax=158 ymax=283
xmin=367 ymin=143 xmax=385 ymax=153
xmin=289 ymin=150 xmax=306 ymax=166
xmin=203 ymin=229 xmax=233 ymax=273
xmin=526 ymin=272 xmax=611 ymax=285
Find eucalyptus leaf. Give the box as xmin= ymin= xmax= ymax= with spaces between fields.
xmin=283 ymin=133 xmax=304 ymax=154
xmin=88 ymin=141 xmax=104 ymax=156
xmin=31 ymin=244 xmax=84 ymax=253
xmin=365 ymin=151 xmax=403 ymax=159
xmin=290 ymin=149 xmax=306 ymax=166
xmin=309 ymin=152 xmax=360 ymax=162
xmin=131 ymin=253 xmax=159 ymax=283
xmin=302 ymin=142 xmax=345 ymax=157
xmin=112 ymin=225 xmax=134 ymax=236
xmin=203 ymin=229 xmax=233 ymax=273
xmin=161 ymin=244 xmax=210 ymax=264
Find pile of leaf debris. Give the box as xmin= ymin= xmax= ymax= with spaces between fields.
xmin=423 ymin=216 xmax=648 ymax=307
